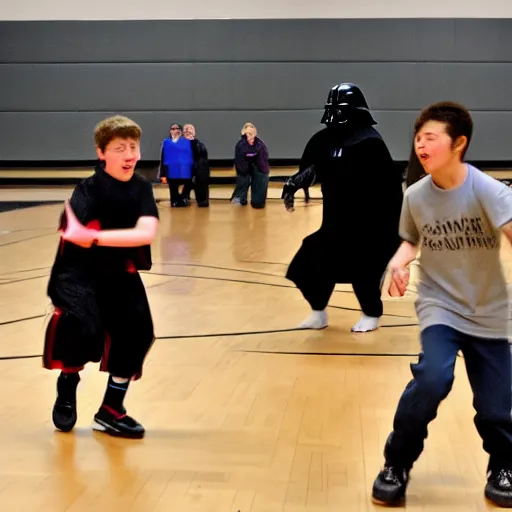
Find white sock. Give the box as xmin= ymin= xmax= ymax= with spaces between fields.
xmin=351 ymin=313 xmax=379 ymax=333
xmin=297 ymin=309 xmax=328 ymax=330
xmin=112 ymin=376 xmax=129 ymax=384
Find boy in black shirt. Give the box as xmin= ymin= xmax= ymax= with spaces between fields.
xmin=43 ymin=115 xmax=159 ymax=439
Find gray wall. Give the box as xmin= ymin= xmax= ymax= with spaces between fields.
xmin=1 ymin=19 xmax=512 ymax=163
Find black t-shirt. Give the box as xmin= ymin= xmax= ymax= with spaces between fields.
xmin=56 ymin=162 xmax=159 ymax=273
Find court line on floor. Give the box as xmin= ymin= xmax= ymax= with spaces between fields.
xmin=0 ymin=267 xmax=415 ymax=320
xmin=239 ymin=260 xmax=288 ymax=266
xmin=0 ymin=274 xmax=49 ymax=287
xmin=156 ymin=262 xmax=404 ymax=303
xmin=156 ymin=323 xmax=418 ymax=339
xmin=0 ymin=322 xmax=419 ymax=361
xmin=0 ymin=265 xmax=50 ymax=278
xmin=0 ymin=314 xmax=46 ymax=327
xmin=145 ymin=271 xmax=414 ymax=319
xmin=0 ymin=232 xmax=56 ymax=248
xmin=154 ymin=260 xmax=301 ymax=282
xmin=236 ymin=350 xmax=419 ymax=357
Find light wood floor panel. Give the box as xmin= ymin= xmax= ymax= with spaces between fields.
xmin=0 ymin=189 xmax=510 ymax=511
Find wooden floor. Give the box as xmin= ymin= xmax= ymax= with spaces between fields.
xmin=0 ymin=186 xmax=511 ymax=512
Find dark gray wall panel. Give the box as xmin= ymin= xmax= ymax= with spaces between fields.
xmin=0 ymin=64 xmax=195 ymax=112
xmin=0 ymin=21 xmax=229 ymax=63
xmin=415 ymin=63 xmax=512 ymax=110
xmin=230 ymin=63 xmax=418 ymax=110
xmin=3 ymin=62 xmax=512 ymax=113
xmin=0 ymin=111 xmax=509 ymax=162
xmin=3 ymin=19 xmax=512 ymax=64
xmin=0 ymin=111 xmax=323 ymax=161
xmin=0 ymin=62 xmax=416 ymax=111
xmin=1 ymin=19 xmax=512 ymax=162
xmin=454 ymin=20 xmax=512 ymax=62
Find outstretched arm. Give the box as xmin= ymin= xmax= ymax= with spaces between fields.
xmin=281 ymin=165 xmax=317 ymax=211
xmin=280 ymin=131 xmax=324 ymax=211
xmin=95 ymin=216 xmax=159 ymax=247
xmin=62 ymin=201 xmax=159 ymax=248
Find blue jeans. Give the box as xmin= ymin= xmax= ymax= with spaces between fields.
xmin=384 ymin=325 xmax=512 ymax=472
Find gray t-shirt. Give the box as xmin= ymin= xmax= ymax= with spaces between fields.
xmin=400 ymin=164 xmax=512 ymax=339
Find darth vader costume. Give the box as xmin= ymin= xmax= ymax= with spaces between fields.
xmin=282 ymin=83 xmax=403 ymax=332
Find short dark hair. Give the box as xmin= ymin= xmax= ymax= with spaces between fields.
xmin=94 ymin=115 xmax=141 ymax=151
xmin=414 ymin=101 xmax=473 ymax=159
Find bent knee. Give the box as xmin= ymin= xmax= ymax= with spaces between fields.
xmin=411 ymin=365 xmax=454 ymax=399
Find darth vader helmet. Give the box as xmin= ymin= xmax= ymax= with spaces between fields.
xmin=321 ymin=83 xmax=376 ymax=126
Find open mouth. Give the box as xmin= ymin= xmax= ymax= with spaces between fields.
xmin=419 ymin=153 xmax=429 ymax=162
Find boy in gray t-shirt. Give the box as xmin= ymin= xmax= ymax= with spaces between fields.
xmin=372 ymin=102 xmax=512 ymax=507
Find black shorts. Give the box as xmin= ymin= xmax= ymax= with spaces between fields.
xmin=43 ymin=270 xmax=155 ymax=380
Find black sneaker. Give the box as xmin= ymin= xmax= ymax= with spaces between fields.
xmin=485 ymin=467 xmax=512 ymax=507
xmin=372 ymin=466 xmax=409 ymax=505
xmin=52 ymin=373 xmax=79 ymax=432
xmin=93 ymin=406 xmax=145 ymax=439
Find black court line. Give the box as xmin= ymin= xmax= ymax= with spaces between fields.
xmin=0 ymin=227 xmax=55 ymax=234
xmin=237 ymin=349 xmax=419 ymax=357
xmin=156 ymin=322 xmax=417 ymax=339
xmin=0 ymin=321 xmax=420 ymax=361
xmin=0 ymin=350 xmax=466 ymax=362
xmin=0 ymin=314 xmax=46 ymax=327
xmin=155 ymin=262 xmax=389 ymax=301
xmin=157 ymin=327 xmax=302 ymax=339
xmin=0 ymin=266 xmax=50 ymax=278
xmin=0 ymin=232 xmax=56 ymax=248
xmin=0 ymin=354 xmax=41 ymax=361
xmin=0 ymin=201 xmax=61 ymax=214
xmin=239 ymin=260 xmax=287 ymax=266
xmin=0 ymin=274 xmax=48 ymax=287
xmin=154 ymin=261 xmax=356 ymax=296
xmin=153 ymin=261 xmax=297 ymax=282
xmin=0 ymin=268 xmax=414 ymax=319
xmin=328 ymin=304 xmax=413 ymax=319
xmin=144 ymin=271 xmax=413 ymax=319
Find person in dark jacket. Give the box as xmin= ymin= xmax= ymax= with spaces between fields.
xmin=183 ymin=124 xmax=210 ymax=207
xmin=281 ymin=83 xmax=404 ymax=333
xmin=231 ymin=123 xmax=270 ymax=209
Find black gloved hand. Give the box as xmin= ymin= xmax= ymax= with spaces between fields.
xmin=281 ymin=180 xmax=297 ymax=212
xmin=281 ymin=165 xmax=317 ymax=212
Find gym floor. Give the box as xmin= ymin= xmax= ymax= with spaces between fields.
xmin=0 ymin=181 xmax=510 ymax=511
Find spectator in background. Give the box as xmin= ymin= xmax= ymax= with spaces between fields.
xmin=158 ymin=123 xmax=193 ymax=207
xmin=183 ymin=124 xmax=210 ymax=207
xmin=230 ymin=123 xmax=270 ymax=209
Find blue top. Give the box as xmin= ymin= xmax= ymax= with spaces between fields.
xmin=161 ymin=137 xmax=194 ymax=179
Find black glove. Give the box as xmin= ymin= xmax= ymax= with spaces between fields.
xmin=281 ymin=181 xmax=296 ymax=211
xmin=281 ymin=165 xmax=316 ymax=212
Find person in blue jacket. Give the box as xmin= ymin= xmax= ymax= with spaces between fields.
xmin=158 ymin=123 xmax=194 ymax=207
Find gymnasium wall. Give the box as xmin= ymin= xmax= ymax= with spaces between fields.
xmin=1 ymin=11 xmax=512 ymax=163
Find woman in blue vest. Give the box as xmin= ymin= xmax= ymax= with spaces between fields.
xmin=158 ymin=123 xmax=194 ymax=207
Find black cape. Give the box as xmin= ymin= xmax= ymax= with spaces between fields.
xmin=286 ymin=125 xmax=403 ymax=287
